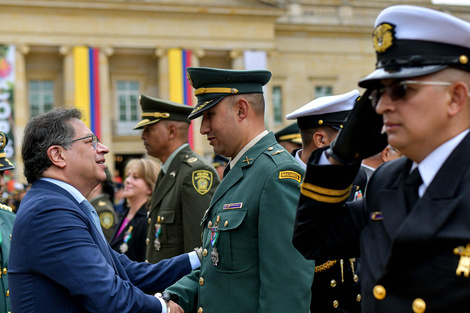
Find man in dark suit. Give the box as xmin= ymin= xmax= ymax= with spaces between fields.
xmin=134 ymin=95 xmax=220 ymax=263
xmin=287 ymin=90 xmax=367 ymax=313
xmin=294 ymin=5 xmax=470 ymax=312
xmin=165 ymin=67 xmax=315 ymax=313
xmin=9 ymin=108 xmax=201 ymax=313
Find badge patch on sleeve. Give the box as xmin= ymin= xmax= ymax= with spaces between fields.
xmin=279 ymin=171 xmax=301 ymax=183
xmin=100 ymin=212 xmax=115 ymax=229
xmin=192 ymin=170 xmax=213 ymax=195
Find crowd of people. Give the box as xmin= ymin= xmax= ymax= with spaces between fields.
xmin=2 ymin=4 xmax=470 ymax=313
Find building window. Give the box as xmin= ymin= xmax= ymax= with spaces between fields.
xmin=115 ymin=80 xmax=140 ymax=135
xmin=315 ymin=86 xmax=332 ymax=98
xmin=272 ymin=86 xmax=283 ymax=125
xmin=29 ymin=80 xmax=54 ymax=117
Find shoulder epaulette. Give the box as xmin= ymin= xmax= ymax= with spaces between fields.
xmin=0 ymin=203 xmax=13 ymax=212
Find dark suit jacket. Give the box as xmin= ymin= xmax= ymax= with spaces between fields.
xmin=146 ymin=145 xmax=220 ymax=263
xmin=9 ymin=180 xmax=192 ymax=313
xmin=110 ymin=204 xmax=148 ymax=262
xmin=294 ymin=133 xmax=470 ymax=313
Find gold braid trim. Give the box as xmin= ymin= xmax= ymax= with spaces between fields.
xmin=301 ymin=182 xmax=352 ymax=203
xmin=315 ymin=260 xmax=337 ymax=273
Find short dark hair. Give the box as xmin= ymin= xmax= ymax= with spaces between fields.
xmin=22 ymin=108 xmax=82 ymax=184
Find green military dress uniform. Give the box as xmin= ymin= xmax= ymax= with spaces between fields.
xmin=89 ymin=194 xmax=116 ymax=242
xmin=145 ymin=145 xmax=219 ymax=262
xmin=0 ymin=204 xmax=14 ymax=313
xmin=167 ymin=132 xmax=315 ymax=313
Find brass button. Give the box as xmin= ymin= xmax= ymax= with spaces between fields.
xmin=373 ymin=285 xmax=386 ymax=300
xmin=333 ymin=300 xmax=338 ymax=308
xmin=412 ymin=298 xmax=426 ymax=313
xmin=199 ymin=277 xmax=204 ymax=286
xmin=148 ymin=218 xmax=151 ymax=224
xmin=224 ymin=221 xmax=228 ymax=227
xmin=6 ymin=290 xmax=9 ymax=297
xmin=356 ymin=294 xmax=362 ymax=302
xmin=268 ymin=147 xmax=274 ymax=151
xmin=146 ymin=238 xmax=150 ymax=245
xmin=330 ymin=279 xmax=337 ymax=288
xmin=198 ymin=308 xmax=203 ymax=313
xmin=460 ymin=55 xmax=468 ymax=64
xmin=203 ymin=249 xmax=208 ymax=257
xmin=208 ymin=221 xmax=212 ymax=227
xmin=3 ymin=268 xmax=6 ymax=275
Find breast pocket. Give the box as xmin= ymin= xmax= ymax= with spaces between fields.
xmin=158 ymin=210 xmax=176 ymax=247
xmin=213 ymin=208 xmax=252 ymax=273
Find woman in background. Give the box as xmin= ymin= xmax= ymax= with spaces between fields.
xmin=110 ymin=158 xmax=160 ymax=261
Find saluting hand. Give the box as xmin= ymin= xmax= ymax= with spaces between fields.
xmin=327 ymin=89 xmax=388 ymax=165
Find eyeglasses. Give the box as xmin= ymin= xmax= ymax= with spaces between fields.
xmin=70 ymin=135 xmax=100 ymax=150
xmin=370 ymin=80 xmax=453 ymax=108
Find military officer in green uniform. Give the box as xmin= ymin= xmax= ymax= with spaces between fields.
xmin=135 ymin=95 xmax=220 ymax=263
xmin=165 ymin=67 xmax=315 ymax=313
xmin=88 ymin=167 xmax=116 ymax=242
xmin=0 ymin=131 xmax=16 ymax=313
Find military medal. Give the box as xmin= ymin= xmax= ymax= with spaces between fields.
xmin=210 ymin=215 xmax=221 ymax=266
xmin=210 ymin=227 xmax=220 ymax=266
xmin=120 ymin=226 xmax=133 ymax=253
xmin=154 ymin=217 xmax=162 ymax=251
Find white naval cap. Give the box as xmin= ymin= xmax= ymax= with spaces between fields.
xmin=360 ymin=5 xmax=470 ymax=88
xmin=286 ymin=89 xmax=359 ymax=130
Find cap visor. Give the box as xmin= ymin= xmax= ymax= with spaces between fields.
xmin=133 ymin=118 xmax=161 ymax=130
xmin=188 ymin=96 xmax=225 ymax=120
xmin=359 ymin=65 xmax=447 ymax=88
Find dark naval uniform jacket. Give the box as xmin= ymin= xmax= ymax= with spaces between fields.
xmin=0 ymin=203 xmax=14 ymax=313
xmin=146 ymin=145 xmax=220 ymax=263
xmin=294 ymin=134 xmax=470 ymax=313
xmin=166 ymin=132 xmax=315 ymax=313
xmin=311 ymin=166 xmax=367 ymax=313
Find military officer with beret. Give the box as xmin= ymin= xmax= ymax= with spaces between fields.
xmin=165 ymin=67 xmax=315 ymax=313
xmin=135 ymin=95 xmax=220 ymax=263
xmin=0 ymin=131 xmax=15 ymax=313
xmin=294 ymin=5 xmax=470 ymax=313
xmin=287 ymin=90 xmax=367 ymax=313
xmin=274 ymin=122 xmax=302 ymax=154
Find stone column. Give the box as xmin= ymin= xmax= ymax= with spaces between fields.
xmin=99 ymin=46 xmax=115 ymax=174
xmin=230 ymin=50 xmax=244 ymax=70
xmin=13 ymin=45 xmax=30 ymax=183
xmin=155 ymin=48 xmax=168 ymax=100
xmin=59 ymin=45 xmax=74 ymax=107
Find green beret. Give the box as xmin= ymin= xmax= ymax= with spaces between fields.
xmin=134 ymin=95 xmax=193 ymax=130
xmin=186 ymin=67 xmax=272 ymax=120
xmin=274 ymin=123 xmax=302 ymax=144
xmin=0 ymin=131 xmax=14 ymax=172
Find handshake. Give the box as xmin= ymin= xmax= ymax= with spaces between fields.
xmin=327 ymin=89 xmax=388 ymax=165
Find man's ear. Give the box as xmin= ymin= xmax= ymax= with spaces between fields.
xmin=448 ymin=81 xmax=469 ymax=117
xmin=47 ymin=145 xmax=67 ymax=168
xmin=313 ymin=131 xmax=326 ymax=148
xmin=167 ymin=123 xmax=177 ymax=140
xmin=235 ymin=98 xmax=250 ymax=121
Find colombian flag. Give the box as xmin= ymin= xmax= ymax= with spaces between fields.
xmin=73 ymin=46 xmax=101 ymax=139
xmin=168 ymin=48 xmax=193 ymax=148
